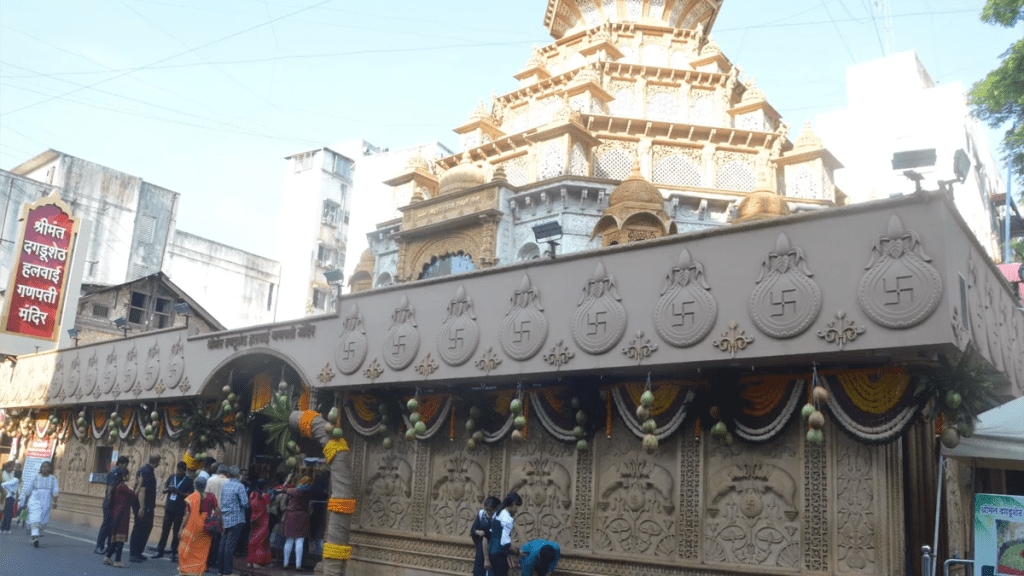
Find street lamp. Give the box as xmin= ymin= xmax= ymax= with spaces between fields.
xmin=324 ymin=268 xmax=345 ymax=313
xmin=532 ymin=221 xmax=563 ymax=259
xmin=67 ymin=327 xmax=79 ymax=347
xmin=113 ymin=317 xmax=129 ymax=338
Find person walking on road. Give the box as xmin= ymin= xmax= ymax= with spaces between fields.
xmin=216 ymin=465 xmax=250 ymax=576
xmin=177 ymin=475 xmax=218 ymax=576
xmin=128 ymin=454 xmax=161 ymax=562
xmin=102 ymin=469 xmax=138 ymax=568
xmin=153 ymin=460 xmax=193 ymax=561
xmin=21 ymin=460 xmax=59 ymax=547
xmin=94 ymin=456 xmax=129 ymax=554
xmin=1 ymin=464 xmax=20 ymax=533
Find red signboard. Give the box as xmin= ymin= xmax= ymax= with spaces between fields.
xmin=1 ymin=194 xmax=79 ymax=340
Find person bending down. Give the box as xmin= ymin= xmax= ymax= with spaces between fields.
xmin=517 ymin=539 xmax=560 ymax=576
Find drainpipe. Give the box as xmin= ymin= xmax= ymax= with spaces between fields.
xmin=1006 ymin=145 xmax=1014 ymax=264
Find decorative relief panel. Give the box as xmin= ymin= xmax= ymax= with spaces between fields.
xmin=336 ymin=303 xmax=368 ymax=375
xmin=858 ymin=215 xmax=942 ymax=329
xmin=572 ymin=442 xmax=594 ymax=550
xmin=572 ymin=262 xmax=627 ymax=354
xmin=748 ymin=232 xmax=821 ymax=339
xmin=804 ymin=431 xmax=829 ymax=571
xmin=65 ymin=353 xmax=80 ymax=399
xmin=361 ymin=439 xmax=415 ymax=531
xmin=595 ymin=143 xmax=636 ymax=181
xmin=510 ymin=432 xmax=575 ymax=545
xmin=679 ymin=428 xmax=701 ymax=560
xmin=595 ymin=419 xmax=676 ymax=557
xmin=705 ymin=427 xmax=800 ymax=568
xmin=985 ymin=283 xmax=1004 ymax=371
xmin=122 ymin=345 xmax=138 ymax=397
xmin=383 ymin=295 xmax=420 ymax=371
xmin=654 ymin=249 xmax=717 ymax=347
xmin=500 ymin=274 xmax=548 ymax=361
xmin=427 ymin=433 xmax=487 ymax=538
xmin=49 ymin=356 xmax=64 ymax=400
xmin=539 ymin=140 xmax=565 ymax=180
xmin=143 ymin=341 xmax=160 ymax=391
xmin=967 ymin=256 xmax=989 ymax=356
xmin=82 ymin=352 xmax=98 ymax=397
xmin=834 ymin=433 xmax=878 ymax=573
xmin=166 ymin=336 xmax=184 ymax=389
xmin=437 ymin=285 xmax=479 ymax=367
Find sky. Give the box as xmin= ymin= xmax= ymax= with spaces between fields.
xmin=0 ymin=0 xmax=1018 ymax=259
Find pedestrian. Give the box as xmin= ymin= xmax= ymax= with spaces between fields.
xmin=196 ymin=456 xmax=216 ymax=483
xmin=471 ymin=496 xmax=500 ymax=576
xmin=21 ymin=460 xmax=59 ymax=547
xmin=217 ymin=465 xmax=250 ymax=576
xmin=246 ymin=478 xmax=272 ymax=568
xmin=177 ymin=475 xmax=218 ymax=576
xmin=153 ymin=460 xmax=193 ymax=560
xmin=95 ymin=456 xmax=129 ymax=554
xmin=517 ymin=539 xmax=560 ymax=576
xmin=102 ymin=468 xmax=137 ymax=569
xmin=206 ymin=462 xmax=227 ymax=567
xmin=1 ymin=465 xmax=20 ymax=533
xmin=128 ymin=454 xmax=161 ymax=562
xmin=281 ymin=474 xmax=313 ymax=571
xmin=486 ymin=492 xmax=522 ymax=576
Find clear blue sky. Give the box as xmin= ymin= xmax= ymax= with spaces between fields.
xmin=0 ymin=0 xmax=1017 ymax=258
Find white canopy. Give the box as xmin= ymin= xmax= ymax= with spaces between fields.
xmin=942 ymin=395 xmax=1024 ymax=470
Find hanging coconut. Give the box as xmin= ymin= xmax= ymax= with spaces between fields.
xmin=640 ymin=390 xmax=655 ymax=408
xmin=379 ymin=424 xmax=389 ymax=435
xmin=956 ymin=420 xmax=974 ymax=437
xmin=414 ymin=421 xmax=426 ymax=435
xmin=332 ymin=427 xmax=343 ymax=439
xmin=635 ymin=406 xmax=651 ymax=421
xmin=575 ymin=411 xmax=588 ymax=425
xmin=405 ymin=429 xmax=416 ymax=441
xmin=327 ymin=407 xmax=339 ymax=423
xmin=576 ymin=439 xmax=588 ymax=452
xmin=466 ymin=438 xmax=477 ymax=450
xmin=514 ymin=416 xmax=526 ymax=429
xmin=570 ymin=397 xmax=580 ymax=410
xmin=711 ymin=421 xmax=727 ymax=437
xmin=642 ymin=419 xmax=657 ymax=434
xmin=278 ymin=381 xmax=289 ymax=394
xmin=409 ymin=412 xmax=421 ymax=424
xmin=222 ymin=385 xmax=232 ymax=395
xmin=465 ymin=418 xmax=476 ymax=431
xmin=382 ymin=437 xmax=393 ymax=449
xmin=806 ymin=429 xmax=824 ymax=445
xmin=642 ymin=434 xmax=659 ymax=454
xmin=724 ymin=432 xmax=735 ymax=446
xmin=940 ymin=426 xmax=961 ymax=449
xmin=407 ymin=398 xmax=419 ymax=412
xmin=472 ymin=431 xmax=484 ymax=442
xmin=573 ymin=426 xmax=585 ymax=439
xmin=285 ymin=456 xmax=297 ymax=467
xmin=945 ymin=390 xmax=963 ymax=410
xmin=808 ymin=411 xmax=825 ymax=430
xmin=812 ymin=386 xmax=830 ymax=404
xmin=511 ymin=429 xmax=524 ymax=442
xmin=709 ymin=406 xmax=721 ymax=420
xmin=469 ymin=406 xmax=481 ymax=420
xmin=801 ymin=403 xmax=815 ymax=420
xmin=510 ymin=398 xmax=523 ymax=415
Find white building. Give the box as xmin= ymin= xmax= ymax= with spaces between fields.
xmin=275 ymin=147 xmax=355 ymax=320
xmin=4 ymin=150 xmax=281 ymax=329
xmin=816 ymin=51 xmax=1005 ymax=258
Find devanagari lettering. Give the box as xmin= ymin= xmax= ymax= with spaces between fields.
xmin=17 ymin=305 xmax=49 ymax=326
xmin=32 ymin=218 xmax=66 ymax=240
xmin=20 ymin=262 xmax=62 ymax=283
xmin=22 ymin=240 xmax=68 ymax=263
xmin=15 ymin=284 xmax=59 ymax=304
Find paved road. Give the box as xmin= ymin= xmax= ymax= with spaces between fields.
xmin=0 ymin=521 xmax=312 ymax=576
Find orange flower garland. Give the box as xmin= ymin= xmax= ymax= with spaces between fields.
xmin=327 ymin=498 xmax=356 ymax=514
xmin=323 ymin=543 xmax=353 ymax=560
xmin=740 ymin=376 xmax=790 ymax=417
xmin=298 ymin=410 xmax=318 ymax=438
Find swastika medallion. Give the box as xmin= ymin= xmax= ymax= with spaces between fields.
xmin=572 ymin=261 xmax=627 ymax=354
xmin=335 ymin=303 xmax=368 ymax=375
xmin=437 ymin=285 xmax=479 ymax=366
xmin=748 ymin=232 xmax=821 ymax=339
xmin=500 ymin=274 xmax=548 ymax=361
xmin=654 ymin=248 xmax=717 ymax=347
xmin=857 ymin=215 xmax=941 ymax=329
xmin=383 ymin=295 xmax=420 ymax=371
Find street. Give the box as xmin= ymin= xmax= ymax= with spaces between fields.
xmin=0 ymin=521 xmax=305 ymax=576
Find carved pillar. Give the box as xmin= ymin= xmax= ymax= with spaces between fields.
xmin=701 ymin=144 xmax=716 ymax=188
xmin=350 ymin=434 xmax=366 ymax=525
xmin=410 ymin=441 xmax=429 ymax=534
xmin=571 ymin=444 xmax=594 ymax=550
xmin=487 ymin=442 xmax=504 ymax=502
xmin=804 ymin=429 xmax=829 ymax=572
xmin=678 ymin=427 xmax=701 ymax=560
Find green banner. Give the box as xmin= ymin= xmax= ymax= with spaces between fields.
xmin=974 ymin=493 xmax=1024 ymax=576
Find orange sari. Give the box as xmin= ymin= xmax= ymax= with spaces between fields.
xmin=177 ymin=490 xmax=216 ymax=576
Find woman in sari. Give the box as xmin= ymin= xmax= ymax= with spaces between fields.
xmin=102 ymin=469 xmax=136 ymax=568
xmin=21 ymin=460 xmax=59 ymax=547
xmin=178 ymin=475 xmax=219 ymax=576
xmin=246 ymin=478 xmax=272 ymax=568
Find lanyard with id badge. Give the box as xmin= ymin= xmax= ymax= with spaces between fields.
xmin=169 ymin=475 xmax=186 ymax=501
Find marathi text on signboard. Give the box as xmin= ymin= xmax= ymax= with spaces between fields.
xmin=974 ymin=493 xmax=1024 ymax=576
xmin=1 ymin=195 xmax=79 ymax=341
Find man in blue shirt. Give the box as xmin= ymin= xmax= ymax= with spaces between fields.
xmin=518 ymin=539 xmax=559 ymax=576
xmin=216 ymin=465 xmax=250 ymax=576
xmin=94 ymin=456 xmax=129 ymax=554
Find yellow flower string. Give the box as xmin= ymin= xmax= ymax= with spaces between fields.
xmin=494 ymin=390 xmax=515 ymax=416
xmin=836 ymin=370 xmax=909 ymax=415
xmin=298 ymin=384 xmax=311 ymax=411
xmin=625 ymin=382 xmax=679 ymax=416
xmin=415 ymin=394 xmax=444 ymax=423
xmin=94 ymin=409 xmax=107 ymax=430
xmin=327 ymin=498 xmax=356 ymax=514
xmin=322 ymin=543 xmax=353 ymax=560
xmin=934 ymin=413 xmax=944 ymax=436
xmin=298 ymin=410 xmax=318 ymax=438
xmin=351 ymin=394 xmax=377 ymax=422
xmin=541 ymin=388 xmax=564 ymax=413
xmin=183 ymin=451 xmax=201 ymax=471
xmin=250 ymin=373 xmax=272 ymax=412
xmin=323 ymin=438 xmax=349 ymax=464
xmin=605 ymin=390 xmax=612 ymax=438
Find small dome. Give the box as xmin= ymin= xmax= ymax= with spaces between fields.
xmin=405 ymin=152 xmax=430 ymax=172
xmin=608 ymin=163 xmax=663 ymax=208
xmin=733 ymin=186 xmax=791 ymax=224
xmin=741 ymin=79 xmax=765 ymax=103
xmin=574 ymin=66 xmax=600 ymax=85
xmin=701 ymin=39 xmax=721 ymax=56
xmin=794 ymin=120 xmax=823 ymax=149
xmin=438 ymin=152 xmax=487 ymax=195
xmin=469 ymin=100 xmax=491 ymax=123
xmin=354 ymin=249 xmax=375 ymax=275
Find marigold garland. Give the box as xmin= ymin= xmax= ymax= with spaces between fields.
xmin=605 ymin=390 xmax=613 ymax=438
xmin=351 ymin=394 xmax=378 ymax=423
xmin=415 ymin=394 xmax=444 ymax=423
xmin=182 ymin=451 xmax=201 ymax=471
xmin=299 ymin=384 xmax=311 ymax=411
xmin=541 ymin=388 xmax=564 ymax=413
xmin=625 ymin=383 xmax=679 ymax=416
xmin=323 ymin=438 xmax=349 ymax=464
xmin=327 ymin=498 xmax=356 ymax=514
xmin=251 ymin=373 xmax=272 ymax=412
xmin=837 ymin=370 xmax=909 ymax=415
xmin=298 ymin=410 xmax=318 ymax=438
xmin=740 ymin=376 xmax=790 ymax=417
xmin=323 ymin=543 xmax=353 ymax=560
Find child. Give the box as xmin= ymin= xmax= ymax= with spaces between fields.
xmin=518 ymin=539 xmax=560 ymax=576
xmin=471 ymin=496 xmax=500 ymax=576
xmin=486 ymin=492 xmax=522 ymax=576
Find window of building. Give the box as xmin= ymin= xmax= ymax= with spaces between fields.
xmin=153 ymin=297 xmax=172 ymax=329
xmin=128 ymin=291 xmax=148 ymax=325
xmin=92 ymin=304 xmax=109 ymax=319
xmin=340 ymin=184 xmax=348 ymax=205
xmin=294 ymin=152 xmax=313 ymax=172
xmin=312 ymin=288 xmax=328 ymax=310
xmin=93 ymin=446 xmax=113 ymax=474
xmin=138 ymin=215 xmax=157 ymax=244
xmin=317 ymin=245 xmax=338 ymax=268
xmin=333 ymin=155 xmax=353 ymax=179
xmin=322 ymin=200 xmax=340 ymax=227
xmin=419 ymin=253 xmax=476 ymax=280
